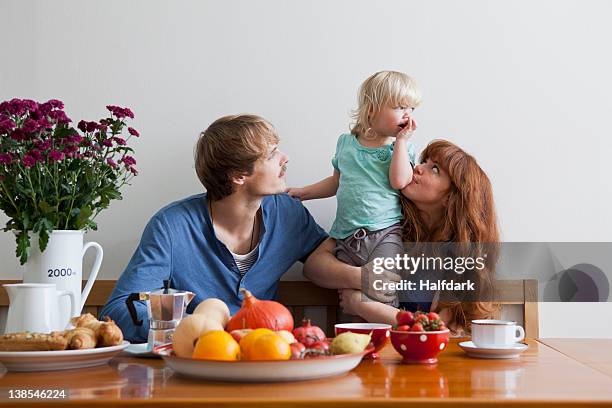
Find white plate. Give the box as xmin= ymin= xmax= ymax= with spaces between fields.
xmin=459 ymin=341 xmax=528 ymax=359
xmin=155 ymin=346 xmax=372 ymax=382
xmin=0 ymin=341 xmax=130 ymax=372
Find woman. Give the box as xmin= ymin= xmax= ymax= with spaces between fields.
xmin=337 ymin=140 xmax=500 ymax=335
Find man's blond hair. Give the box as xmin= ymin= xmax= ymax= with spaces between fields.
xmin=195 ymin=114 xmax=279 ymax=200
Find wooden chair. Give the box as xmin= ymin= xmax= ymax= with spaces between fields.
xmin=0 ymin=279 xmax=539 ymax=338
xmin=280 ymin=280 xmax=539 ymax=338
xmin=493 ymin=279 xmax=539 ymax=339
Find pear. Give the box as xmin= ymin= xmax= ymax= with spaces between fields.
xmin=330 ymin=332 xmax=371 ymax=355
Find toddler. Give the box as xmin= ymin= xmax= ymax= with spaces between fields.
xmin=289 ymin=71 xmax=420 ymax=310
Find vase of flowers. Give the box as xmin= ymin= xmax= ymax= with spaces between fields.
xmin=0 ymin=98 xmax=140 ymax=325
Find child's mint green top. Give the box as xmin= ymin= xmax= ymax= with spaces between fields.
xmin=329 ymin=133 xmax=416 ymax=239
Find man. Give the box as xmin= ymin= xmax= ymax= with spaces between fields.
xmin=101 ymin=114 xmax=398 ymax=342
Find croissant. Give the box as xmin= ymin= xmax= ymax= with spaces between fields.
xmin=70 ymin=313 xmax=124 ymax=347
xmin=64 ymin=327 xmax=97 ymax=350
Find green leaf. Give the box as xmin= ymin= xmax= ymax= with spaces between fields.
xmin=106 ymin=190 xmax=122 ymax=200
xmin=39 ymin=225 xmax=50 ymax=252
xmin=75 ymin=205 xmax=92 ymax=229
xmin=38 ymin=200 xmax=57 ymax=214
xmin=67 ymin=160 xmax=81 ymax=172
xmin=16 ymin=231 xmax=30 ymax=265
xmin=21 ymin=212 xmax=30 ymax=231
xmin=32 ymin=219 xmax=42 ymax=233
xmin=41 ymin=217 xmax=54 ymax=231
xmin=54 ymin=125 xmax=78 ymax=139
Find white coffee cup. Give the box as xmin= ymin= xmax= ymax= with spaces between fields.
xmin=471 ymin=319 xmax=525 ymax=348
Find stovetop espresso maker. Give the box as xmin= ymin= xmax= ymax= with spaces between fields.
xmin=126 ymin=280 xmax=195 ymax=350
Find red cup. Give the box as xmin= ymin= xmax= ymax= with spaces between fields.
xmin=335 ymin=323 xmax=392 ymax=359
xmin=390 ymin=329 xmax=450 ymax=364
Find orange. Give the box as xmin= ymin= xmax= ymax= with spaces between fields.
xmin=239 ymin=328 xmax=274 ymax=360
xmin=192 ymin=330 xmax=240 ymax=361
xmin=248 ymin=333 xmax=291 ymax=361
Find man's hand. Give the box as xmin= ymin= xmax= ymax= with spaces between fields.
xmin=338 ymin=288 xmax=366 ymax=316
xmin=397 ymin=117 xmax=417 ymax=141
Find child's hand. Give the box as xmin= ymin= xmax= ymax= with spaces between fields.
xmin=287 ymin=187 xmax=307 ymax=201
xmin=397 ymin=117 xmax=417 ymax=141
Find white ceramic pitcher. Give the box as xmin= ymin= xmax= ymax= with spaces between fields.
xmin=4 ymin=283 xmax=76 ymax=333
xmin=22 ymin=230 xmax=103 ymax=329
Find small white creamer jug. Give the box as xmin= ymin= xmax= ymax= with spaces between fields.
xmin=3 ymin=283 xmax=76 ymax=334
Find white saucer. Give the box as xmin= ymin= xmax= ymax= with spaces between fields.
xmin=459 ymin=341 xmax=528 ymax=359
xmin=124 ymin=343 xmax=160 ymax=358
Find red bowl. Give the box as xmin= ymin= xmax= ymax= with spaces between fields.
xmin=390 ymin=329 xmax=450 ymax=364
xmin=335 ymin=323 xmax=392 ymax=359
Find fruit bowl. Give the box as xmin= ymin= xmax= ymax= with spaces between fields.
xmin=153 ymin=344 xmax=373 ymax=382
xmin=390 ymin=329 xmax=450 ymax=364
xmin=335 ymin=323 xmax=391 ymax=359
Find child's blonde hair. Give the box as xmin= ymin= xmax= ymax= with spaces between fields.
xmin=351 ymin=71 xmax=421 ymax=137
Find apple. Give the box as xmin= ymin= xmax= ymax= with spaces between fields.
xmin=276 ymin=330 xmax=296 ymax=344
xmin=229 ymin=329 xmax=252 ymax=343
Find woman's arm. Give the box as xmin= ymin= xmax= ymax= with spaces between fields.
xmin=288 ymin=170 xmax=339 ymax=201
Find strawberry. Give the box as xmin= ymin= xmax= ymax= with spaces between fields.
xmin=396 ymin=324 xmax=411 ymax=332
xmin=427 ymin=312 xmax=440 ymax=322
xmin=409 ymin=323 xmax=425 ymax=332
xmin=428 ymin=320 xmax=443 ymax=331
xmin=415 ymin=314 xmax=429 ymax=326
xmin=396 ymin=310 xmax=414 ymax=326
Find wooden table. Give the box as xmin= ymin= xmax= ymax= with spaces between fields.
xmin=538 ymin=338 xmax=612 ymax=379
xmin=1 ymin=339 xmax=612 ymax=407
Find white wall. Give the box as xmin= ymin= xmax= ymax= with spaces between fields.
xmin=1 ymin=0 xmax=611 ymax=337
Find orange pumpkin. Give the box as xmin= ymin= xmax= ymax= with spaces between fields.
xmin=226 ymin=288 xmax=294 ymax=332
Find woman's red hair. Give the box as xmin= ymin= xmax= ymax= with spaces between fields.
xmin=401 ymin=140 xmax=500 ymax=331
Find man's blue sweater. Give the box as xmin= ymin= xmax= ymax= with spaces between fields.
xmin=100 ymin=193 xmax=327 ymax=342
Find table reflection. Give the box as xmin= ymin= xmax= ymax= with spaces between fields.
xmin=386 ymin=364 xmax=449 ymax=398
xmin=470 ymin=365 xmax=525 ymax=398
xmin=355 ymin=359 xmax=390 ymax=397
